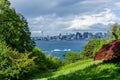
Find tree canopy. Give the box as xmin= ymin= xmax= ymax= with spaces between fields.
xmin=0 ymin=0 xmax=35 ymax=52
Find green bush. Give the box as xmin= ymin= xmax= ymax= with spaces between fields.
xmin=30 ymin=47 xmax=61 ymax=71
xmin=0 ymin=40 xmax=36 ymax=80
xmin=30 ymin=47 xmax=47 ymax=70
xmin=46 ymin=55 xmax=61 ymax=69
xmin=80 ymin=39 xmax=106 ymax=58
xmin=64 ymin=51 xmax=80 ymax=64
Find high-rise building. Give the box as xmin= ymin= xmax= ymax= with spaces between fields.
xmin=76 ymin=32 xmax=82 ymax=40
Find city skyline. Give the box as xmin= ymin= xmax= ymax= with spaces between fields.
xmin=31 ymin=30 xmax=109 ymax=37
xmin=32 ymin=31 xmax=107 ymax=41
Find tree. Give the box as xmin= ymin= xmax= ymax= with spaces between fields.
xmin=108 ymin=23 xmax=120 ymax=41
xmin=81 ymin=39 xmax=106 ymax=58
xmin=0 ymin=0 xmax=35 ymax=52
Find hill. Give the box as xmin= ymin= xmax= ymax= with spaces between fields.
xmin=30 ymin=59 xmax=120 ymax=80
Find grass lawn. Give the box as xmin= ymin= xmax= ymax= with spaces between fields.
xmin=30 ymin=59 xmax=120 ymax=80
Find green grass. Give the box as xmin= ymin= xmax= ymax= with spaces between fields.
xmin=30 ymin=59 xmax=120 ymax=80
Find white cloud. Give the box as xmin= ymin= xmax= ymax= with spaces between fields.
xmin=28 ymin=8 xmax=119 ymax=36
xmin=31 ymin=31 xmax=42 ymax=34
xmin=114 ymin=2 xmax=120 ymax=7
xmin=28 ymin=14 xmax=70 ymax=35
xmin=67 ymin=9 xmax=118 ymax=30
xmin=80 ymin=0 xmax=109 ymax=4
xmin=8 ymin=0 xmax=120 ymax=37
xmin=28 ymin=13 xmax=57 ymax=25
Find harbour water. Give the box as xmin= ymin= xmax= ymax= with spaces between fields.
xmin=36 ymin=40 xmax=88 ymax=60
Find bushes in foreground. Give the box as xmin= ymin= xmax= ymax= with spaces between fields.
xmin=0 ymin=41 xmax=61 ymax=80
xmin=0 ymin=40 xmax=36 ymax=80
xmin=30 ymin=47 xmax=61 ymax=70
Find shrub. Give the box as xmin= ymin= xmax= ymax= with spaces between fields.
xmin=80 ymin=39 xmax=106 ymax=58
xmin=46 ymin=55 xmax=61 ymax=69
xmin=30 ymin=47 xmax=47 ymax=70
xmin=0 ymin=40 xmax=36 ymax=80
xmin=64 ymin=51 xmax=80 ymax=64
xmin=30 ymin=47 xmax=61 ymax=71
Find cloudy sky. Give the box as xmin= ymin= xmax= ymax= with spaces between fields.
xmin=9 ymin=0 xmax=120 ymax=36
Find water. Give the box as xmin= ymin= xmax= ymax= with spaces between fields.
xmin=36 ymin=40 xmax=88 ymax=60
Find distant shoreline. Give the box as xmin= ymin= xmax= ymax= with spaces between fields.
xmin=34 ymin=39 xmax=89 ymax=41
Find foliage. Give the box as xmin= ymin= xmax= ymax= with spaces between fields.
xmin=31 ymin=59 xmax=120 ymax=80
xmin=80 ymin=23 xmax=120 ymax=59
xmin=30 ymin=48 xmax=61 ymax=70
xmin=63 ymin=51 xmax=81 ymax=64
xmin=81 ymin=39 xmax=106 ymax=58
xmin=29 ymin=23 xmax=120 ymax=80
xmin=46 ymin=55 xmax=61 ymax=69
xmin=0 ymin=0 xmax=35 ymax=52
xmin=108 ymin=23 xmax=120 ymax=41
xmin=0 ymin=40 xmax=36 ymax=80
xmin=30 ymin=47 xmax=48 ymax=70
xmin=29 ymin=59 xmax=92 ymax=79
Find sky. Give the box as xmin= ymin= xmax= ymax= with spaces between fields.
xmin=9 ymin=0 xmax=120 ymax=36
